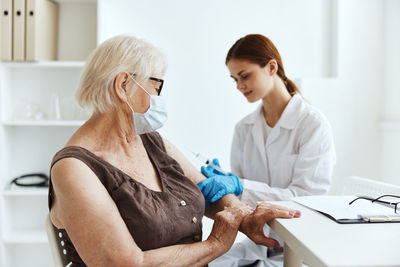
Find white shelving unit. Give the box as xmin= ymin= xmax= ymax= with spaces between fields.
xmin=2 ymin=120 xmax=85 ymax=126
xmin=0 ymin=0 xmax=97 ymax=266
xmin=2 ymin=188 xmax=48 ymax=197
xmin=3 ymin=229 xmax=48 ymax=244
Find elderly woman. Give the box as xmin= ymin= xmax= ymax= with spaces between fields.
xmin=48 ymin=35 xmax=300 ymax=266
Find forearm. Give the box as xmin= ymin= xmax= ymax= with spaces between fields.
xmin=205 ymin=194 xmax=240 ymax=217
xmin=141 ymin=239 xmax=220 ymax=267
xmin=242 ymin=179 xmax=298 ymax=202
xmin=241 ymin=177 xmax=330 ymax=206
xmin=204 ymin=193 xmax=252 ymax=231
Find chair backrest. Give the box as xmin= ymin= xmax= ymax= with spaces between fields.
xmin=337 ymin=176 xmax=400 ymax=198
xmin=45 ymin=214 xmax=66 ymax=267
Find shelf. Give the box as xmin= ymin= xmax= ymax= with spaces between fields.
xmin=3 ymin=229 xmax=48 ymax=244
xmin=2 ymin=188 xmax=48 ymax=197
xmin=0 ymin=0 xmax=97 ymax=266
xmin=2 ymin=120 xmax=85 ymax=126
xmin=55 ymin=0 xmax=96 ymax=3
xmin=0 ymin=61 xmax=85 ymax=68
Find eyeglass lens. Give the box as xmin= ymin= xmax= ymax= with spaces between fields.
xmin=349 ymin=195 xmax=400 ymax=214
xmin=149 ymin=77 xmax=163 ymax=96
xmin=130 ymin=73 xmax=163 ymax=96
xmin=373 ymin=195 xmax=400 ymax=213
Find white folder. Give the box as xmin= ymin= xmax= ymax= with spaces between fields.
xmin=13 ymin=0 xmax=25 ymax=61
xmin=26 ymin=0 xmax=58 ymax=61
xmin=1 ymin=0 xmax=13 ymax=61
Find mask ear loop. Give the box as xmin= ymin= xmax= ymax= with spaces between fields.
xmin=130 ymin=76 xmax=151 ymax=96
xmin=126 ymin=77 xmax=153 ymax=115
xmin=126 ymin=100 xmax=134 ymax=113
xmin=124 ymin=89 xmax=137 ymax=135
xmin=122 ymin=78 xmax=135 ymax=113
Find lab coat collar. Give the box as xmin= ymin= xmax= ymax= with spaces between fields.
xmin=278 ymin=94 xmax=303 ymax=130
xmin=244 ymin=94 xmax=303 ymax=130
xmin=248 ymin=94 xmax=303 ymax=149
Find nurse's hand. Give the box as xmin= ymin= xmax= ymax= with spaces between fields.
xmin=200 ymin=158 xmax=227 ymax=177
xmin=239 ymin=202 xmax=301 ymax=248
xmin=199 ymin=160 xmax=243 ymax=207
xmin=198 ymin=174 xmax=243 ymax=207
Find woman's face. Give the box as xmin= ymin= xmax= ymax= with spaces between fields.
xmin=227 ymin=59 xmax=274 ymax=103
xmin=127 ymin=74 xmax=163 ymax=114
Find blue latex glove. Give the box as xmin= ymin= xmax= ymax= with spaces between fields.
xmin=201 ymin=158 xmax=226 ymax=177
xmin=197 ymin=158 xmax=243 ymax=207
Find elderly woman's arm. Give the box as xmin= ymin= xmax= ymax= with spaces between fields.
xmin=50 ymin=158 xmax=245 ymax=267
xmin=162 ymin=137 xmax=300 ymax=248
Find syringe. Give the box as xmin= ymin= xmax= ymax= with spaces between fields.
xmin=190 ymin=151 xmax=229 ymax=176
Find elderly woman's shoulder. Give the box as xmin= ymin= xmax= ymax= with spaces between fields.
xmin=51 ymin=156 xmax=89 ymax=180
xmin=51 ymin=148 xmax=99 ymax=188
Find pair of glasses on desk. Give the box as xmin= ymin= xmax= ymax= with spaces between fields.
xmin=349 ymin=194 xmax=400 ymax=214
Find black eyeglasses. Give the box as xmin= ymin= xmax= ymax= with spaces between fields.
xmin=349 ymin=195 xmax=400 ymax=214
xmin=130 ymin=73 xmax=164 ymax=96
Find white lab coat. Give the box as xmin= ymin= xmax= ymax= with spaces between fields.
xmin=231 ymin=94 xmax=336 ymax=207
xmin=210 ymin=94 xmax=335 ymax=267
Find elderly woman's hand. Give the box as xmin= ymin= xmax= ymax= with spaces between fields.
xmin=206 ymin=206 xmax=247 ymax=254
xmin=239 ymin=202 xmax=301 ymax=248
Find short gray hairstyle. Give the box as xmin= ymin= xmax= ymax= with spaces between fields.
xmin=75 ymin=35 xmax=167 ymax=113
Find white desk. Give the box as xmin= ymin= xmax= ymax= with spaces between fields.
xmin=268 ymin=201 xmax=400 ymax=267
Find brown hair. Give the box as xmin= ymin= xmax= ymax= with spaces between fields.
xmin=226 ymin=34 xmax=300 ymax=96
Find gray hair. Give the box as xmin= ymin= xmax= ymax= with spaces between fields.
xmin=75 ymin=35 xmax=167 ymax=113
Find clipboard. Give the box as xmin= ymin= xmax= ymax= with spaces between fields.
xmin=293 ymin=195 xmax=400 ymax=224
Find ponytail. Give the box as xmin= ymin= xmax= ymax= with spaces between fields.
xmin=277 ymin=71 xmax=300 ymax=96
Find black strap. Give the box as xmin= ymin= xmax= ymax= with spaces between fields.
xmin=10 ymin=173 xmax=49 ymax=187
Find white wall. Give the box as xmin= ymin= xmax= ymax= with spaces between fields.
xmin=97 ymin=0 xmax=398 ymax=185
xmin=330 ymin=0 xmax=384 ymax=185
xmin=381 ymin=0 xmax=400 ymax=185
xmin=383 ymin=0 xmax=400 ymax=121
xmin=98 ymin=0 xmax=337 ymax=166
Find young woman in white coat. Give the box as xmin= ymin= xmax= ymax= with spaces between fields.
xmin=207 ymin=34 xmax=336 ymax=267
xmin=227 ymin=34 xmax=336 ymax=207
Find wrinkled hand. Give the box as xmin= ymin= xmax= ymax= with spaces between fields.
xmin=240 ymin=202 xmax=301 ymax=248
xmin=207 ymin=206 xmax=247 ymax=254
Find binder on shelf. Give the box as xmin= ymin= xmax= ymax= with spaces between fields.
xmin=1 ymin=0 xmax=13 ymax=61
xmin=26 ymin=0 xmax=59 ymax=61
xmin=13 ymin=0 xmax=25 ymax=61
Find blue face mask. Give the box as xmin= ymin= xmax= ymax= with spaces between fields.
xmin=126 ymin=78 xmax=168 ymax=135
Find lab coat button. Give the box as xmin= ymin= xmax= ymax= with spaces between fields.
xmin=193 ymin=235 xmax=201 ymax=241
xmin=180 ymin=200 xmax=186 ymax=206
xmin=192 ymin=216 xmax=198 ymax=224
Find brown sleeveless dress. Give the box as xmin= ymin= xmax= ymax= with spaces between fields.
xmin=48 ymin=132 xmax=205 ymax=266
